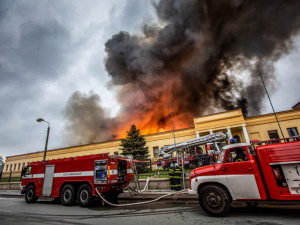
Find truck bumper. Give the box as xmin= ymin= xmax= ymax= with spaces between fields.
xmin=20 ymin=185 xmax=25 ymax=194
xmin=188 ymin=188 xmax=197 ymax=195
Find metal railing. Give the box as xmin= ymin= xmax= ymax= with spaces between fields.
xmin=0 ymin=171 xmax=22 ymax=182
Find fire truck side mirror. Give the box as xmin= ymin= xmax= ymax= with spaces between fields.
xmin=21 ymin=168 xmax=26 ymax=177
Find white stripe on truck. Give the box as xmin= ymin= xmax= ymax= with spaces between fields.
xmin=54 ymin=171 xmax=94 ymax=177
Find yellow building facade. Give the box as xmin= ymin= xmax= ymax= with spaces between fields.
xmin=3 ymin=108 xmax=300 ymax=178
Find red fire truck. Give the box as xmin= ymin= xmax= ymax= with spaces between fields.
xmin=21 ymin=153 xmax=134 ymax=207
xmin=188 ymin=137 xmax=300 ymax=216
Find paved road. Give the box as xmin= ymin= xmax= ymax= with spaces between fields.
xmin=0 ymin=197 xmax=299 ymax=225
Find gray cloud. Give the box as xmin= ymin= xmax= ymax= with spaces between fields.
xmin=0 ymin=0 xmax=299 ymax=159
xmin=64 ymin=0 xmax=300 ymax=146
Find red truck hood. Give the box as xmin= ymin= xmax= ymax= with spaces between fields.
xmin=190 ymin=165 xmax=216 ymax=180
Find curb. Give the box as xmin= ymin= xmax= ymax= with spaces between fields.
xmin=0 ymin=191 xmax=198 ymax=201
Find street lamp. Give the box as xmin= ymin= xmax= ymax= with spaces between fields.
xmin=36 ymin=118 xmax=50 ymax=162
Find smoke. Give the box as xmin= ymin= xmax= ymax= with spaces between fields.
xmin=64 ymin=91 xmax=119 ymax=144
xmin=64 ymin=0 xmax=300 ymax=145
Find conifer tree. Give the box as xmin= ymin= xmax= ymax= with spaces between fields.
xmin=120 ymin=124 xmax=149 ymax=162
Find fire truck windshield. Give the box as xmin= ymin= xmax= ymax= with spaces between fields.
xmin=216 ymin=149 xmax=226 ymax=164
xmin=25 ymin=166 xmax=31 ymax=175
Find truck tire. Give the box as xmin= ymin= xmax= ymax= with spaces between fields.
xmin=25 ymin=185 xmax=38 ymax=203
xmin=77 ymin=184 xmax=92 ymax=207
xmin=61 ymin=184 xmax=75 ymax=206
xmin=198 ymin=184 xmax=231 ymax=217
xmin=197 ymin=161 xmax=203 ymax=167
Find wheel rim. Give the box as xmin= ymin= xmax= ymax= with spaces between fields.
xmin=27 ymin=189 xmax=33 ymax=200
xmin=64 ymin=189 xmax=72 ymax=202
xmin=80 ymin=190 xmax=88 ymax=203
xmin=205 ymin=191 xmax=222 ymax=209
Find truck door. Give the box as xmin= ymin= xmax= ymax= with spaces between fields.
xmin=42 ymin=165 xmax=55 ymax=196
xmin=94 ymin=160 xmax=108 ymax=184
xmin=222 ymin=147 xmax=261 ymax=200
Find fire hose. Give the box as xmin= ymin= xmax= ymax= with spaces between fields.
xmin=95 ymin=188 xmax=188 ymax=207
xmin=127 ymin=177 xmax=151 ymax=195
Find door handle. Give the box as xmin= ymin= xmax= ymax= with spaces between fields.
xmin=222 ymin=167 xmax=226 ymax=172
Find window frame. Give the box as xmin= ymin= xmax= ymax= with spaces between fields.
xmin=268 ymin=130 xmax=279 ymax=140
xmin=153 ymin=146 xmax=159 ymax=158
xmin=225 ymin=147 xmax=249 ymax=163
xmin=25 ymin=166 xmax=32 ymax=175
xmin=287 ymin=127 xmax=299 ymax=137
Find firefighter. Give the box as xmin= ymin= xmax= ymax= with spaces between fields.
xmin=234 ymin=148 xmax=247 ymax=162
xmin=168 ymin=163 xmax=175 ymax=190
xmin=174 ymin=163 xmax=182 ymax=191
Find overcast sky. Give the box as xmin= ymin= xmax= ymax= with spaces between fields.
xmin=0 ymin=0 xmax=299 ymax=160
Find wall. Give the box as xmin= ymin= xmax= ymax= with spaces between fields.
xmin=246 ymin=109 xmax=300 ymax=141
xmin=2 ymin=127 xmax=196 ymax=176
xmin=3 ymin=108 xmax=300 ymax=177
xmin=0 ymin=182 xmax=20 ymax=190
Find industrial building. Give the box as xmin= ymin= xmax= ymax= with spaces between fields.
xmin=2 ymin=107 xmax=300 ymax=178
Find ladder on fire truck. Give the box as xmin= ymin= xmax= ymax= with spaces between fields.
xmin=130 ymin=162 xmax=140 ymax=190
xmin=159 ymin=131 xmax=228 ymax=157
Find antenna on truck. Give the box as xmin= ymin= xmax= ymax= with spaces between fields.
xmin=259 ymin=72 xmax=285 ymax=139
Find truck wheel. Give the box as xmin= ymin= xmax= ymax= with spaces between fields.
xmin=61 ymin=184 xmax=75 ymax=206
xmin=197 ymin=161 xmax=203 ymax=167
xmin=77 ymin=184 xmax=92 ymax=207
xmin=198 ymin=184 xmax=231 ymax=217
xmin=25 ymin=185 xmax=38 ymax=203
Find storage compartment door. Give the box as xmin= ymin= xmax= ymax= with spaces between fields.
xmin=94 ymin=160 xmax=108 ymax=184
xmin=42 ymin=165 xmax=55 ymax=196
xmin=281 ymin=163 xmax=300 ymax=194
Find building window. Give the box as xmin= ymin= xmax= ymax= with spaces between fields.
xmin=10 ymin=164 xmax=12 ymax=171
xmin=268 ymin=130 xmax=279 ymax=140
xmin=14 ymin=164 xmax=16 ymax=171
xmin=6 ymin=164 xmax=9 ymax=172
xmin=153 ymin=146 xmax=159 ymax=158
xmin=287 ymin=127 xmax=299 ymax=137
xmin=22 ymin=163 xmax=25 ymax=168
xmin=27 ymin=162 xmax=30 ymax=165
xmin=18 ymin=163 xmax=21 ymax=170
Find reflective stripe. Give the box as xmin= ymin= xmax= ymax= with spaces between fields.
xmin=24 ymin=171 xmax=95 ymax=179
xmin=23 ymin=174 xmax=33 ymax=179
xmin=110 ymin=170 xmax=118 ymax=175
xmin=33 ymin=174 xmax=44 ymax=178
xmin=54 ymin=171 xmax=93 ymax=177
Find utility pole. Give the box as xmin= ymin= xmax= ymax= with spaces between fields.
xmin=259 ymin=72 xmax=285 ymax=139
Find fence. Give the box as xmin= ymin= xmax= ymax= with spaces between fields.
xmin=0 ymin=171 xmax=22 ymax=183
xmin=137 ymin=169 xmax=192 ymax=179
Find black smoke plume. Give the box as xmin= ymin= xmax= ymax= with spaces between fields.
xmin=64 ymin=0 xmax=300 ymax=145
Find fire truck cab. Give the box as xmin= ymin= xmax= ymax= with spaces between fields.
xmin=189 ymin=138 xmax=300 ymax=216
xmin=21 ymin=153 xmax=134 ymax=207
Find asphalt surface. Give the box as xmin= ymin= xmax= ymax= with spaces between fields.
xmin=0 ymin=189 xmax=199 ymax=200
xmin=0 ymin=196 xmax=300 ymax=225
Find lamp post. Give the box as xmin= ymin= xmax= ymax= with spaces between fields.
xmin=36 ymin=118 xmax=50 ymax=162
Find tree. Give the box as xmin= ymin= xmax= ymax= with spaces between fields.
xmin=0 ymin=156 xmax=4 ymax=178
xmin=120 ymin=124 xmax=149 ymax=162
